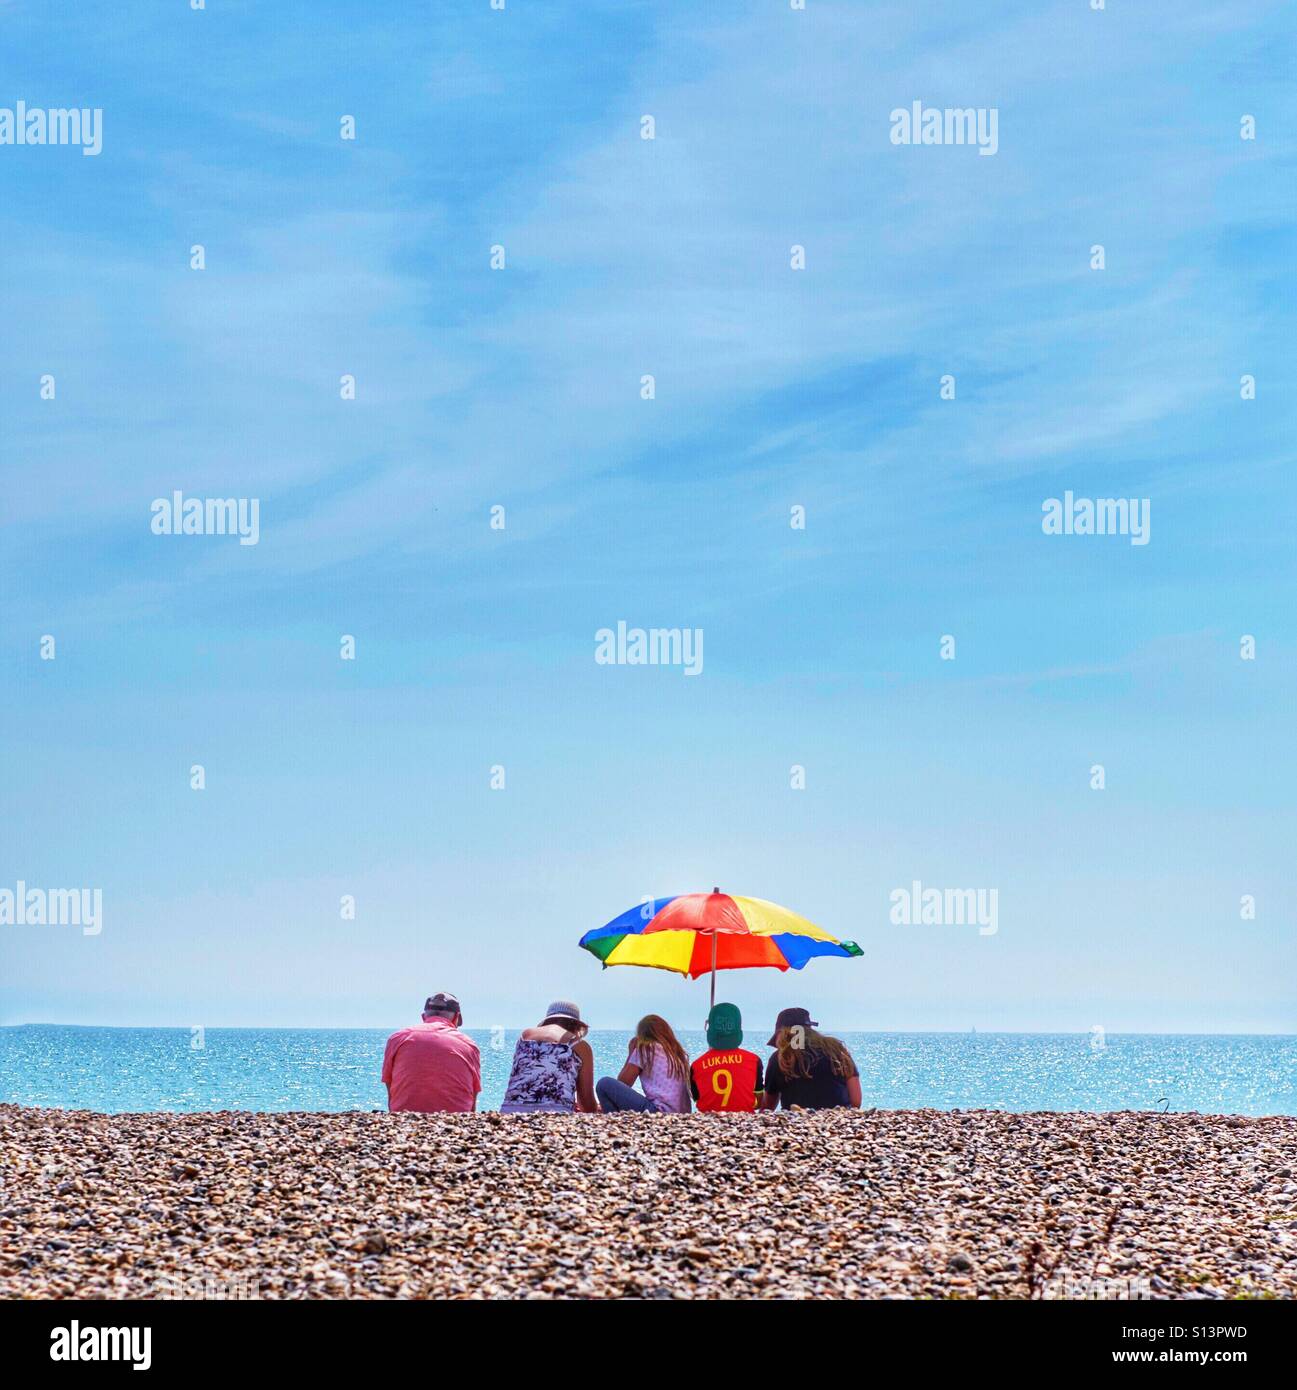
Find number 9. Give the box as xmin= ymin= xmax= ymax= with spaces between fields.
xmin=714 ymin=1068 xmax=732 ymax=1108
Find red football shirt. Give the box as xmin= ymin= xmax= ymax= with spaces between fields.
xmin=689 ymin=1047 xmax=764 ymax=1111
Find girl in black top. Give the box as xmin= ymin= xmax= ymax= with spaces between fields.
xmin=762 ymin=1022 xmax=862 ymax=1110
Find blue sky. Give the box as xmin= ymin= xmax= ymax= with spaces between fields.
xmin=1 ymin=1 xmax=1294 ymax=1034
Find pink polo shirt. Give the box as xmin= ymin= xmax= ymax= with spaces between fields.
xmin=382 ymin=1020 xmax=481 ymax=1113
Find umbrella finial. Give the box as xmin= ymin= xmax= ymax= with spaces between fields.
xmin=712 ymin=885 xmax=720 ymax=894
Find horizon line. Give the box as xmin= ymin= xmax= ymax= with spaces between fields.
xmin=3 ymin=1022 xmax=1294 ymax=1039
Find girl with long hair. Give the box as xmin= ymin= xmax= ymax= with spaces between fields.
xmin=761 ymin=1007 xmax=862 ymax=1110
xmin=595 ymin=1014 xmax=692 ymax=1113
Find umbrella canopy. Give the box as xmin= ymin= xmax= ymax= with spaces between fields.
xmin=579 ymin=891 xmax=861 ymax=997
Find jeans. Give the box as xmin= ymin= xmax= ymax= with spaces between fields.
xmin=596 ymin=1076 xmax=662 ymax=1113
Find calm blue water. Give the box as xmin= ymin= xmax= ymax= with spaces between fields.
xmin=2 ymin=1026 xmax=1294 ymax=1115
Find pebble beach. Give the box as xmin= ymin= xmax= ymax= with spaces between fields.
xmin=2 ymin=1104 xmax=1294 ymax=1300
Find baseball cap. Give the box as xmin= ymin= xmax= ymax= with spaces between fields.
xmin=706 ymin=1002 xmax=743 ymax=1049
xmin=767 ymin=1006 xmax=818 ymax=1047
xmin=423 ymin=992 xmax=462 ymax=1016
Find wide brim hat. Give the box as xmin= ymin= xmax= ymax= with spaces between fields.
xmin=540 ymin=999 xmax=585 ymax=1029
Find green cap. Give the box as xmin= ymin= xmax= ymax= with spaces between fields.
xmin=706 ymin=1002 xmax=743 ymax=1049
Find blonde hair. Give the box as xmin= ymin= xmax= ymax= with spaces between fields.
xmin=632 ymin=1014 xmax=689 ymax=1081
xmin=773 ymin=1026 xmax=854 ymax=1081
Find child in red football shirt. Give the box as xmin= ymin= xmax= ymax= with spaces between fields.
xmin=690 ymin=1002 xmax=764 ymax=1111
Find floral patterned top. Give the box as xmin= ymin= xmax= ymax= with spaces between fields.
xmin=500 ymin=1038 xmax=581 ymax=1113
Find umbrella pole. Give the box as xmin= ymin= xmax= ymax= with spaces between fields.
xmin=709 ymin=886 xmax=719 ymax=1012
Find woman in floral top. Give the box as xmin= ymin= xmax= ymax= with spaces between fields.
xmin=500 ymin=1000 xmax=600 ymax=1114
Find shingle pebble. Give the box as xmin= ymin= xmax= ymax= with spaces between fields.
xmin=1 ymin=1104 xmax=1293 ymax=1300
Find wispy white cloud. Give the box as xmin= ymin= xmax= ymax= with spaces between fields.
xmin=1 ymin=0 xmax=1291 ymax=609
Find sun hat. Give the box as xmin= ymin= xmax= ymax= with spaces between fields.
xmin=706 ymin=1002 xmax=743 ymax=1049
xmin=540 ymin=1000 xmax=585 ymax=1028
xmin=768 ymin=1006 xmax=818 ymax=1047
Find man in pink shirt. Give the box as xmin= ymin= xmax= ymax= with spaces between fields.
xmin=382 ymin=992 xmax=482 ymax=1113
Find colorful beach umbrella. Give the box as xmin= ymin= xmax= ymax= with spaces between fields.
xmin=579 ymin=889 xmax=862 ymax=1007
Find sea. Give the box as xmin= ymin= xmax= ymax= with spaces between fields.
xmin=2 ymin=1026 xmax=1294 ymax=1116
